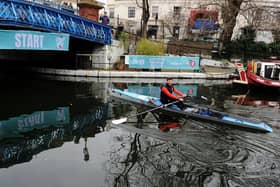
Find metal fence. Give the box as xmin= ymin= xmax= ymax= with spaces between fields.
xmin=25 ymin=0 xmax=79 ymax=15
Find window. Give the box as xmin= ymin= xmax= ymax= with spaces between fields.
xmin=109 ymin=8 xmax=114 ymax=18
xmin=173 ymin=6 xmax=182 ymax=17
xmin=173 ymin=26 xmax=180 ymax=39
xmin=152 ymin=6 xmax=159 ymax=18
xmin=128 ymin=7 xmax=135 ymax=18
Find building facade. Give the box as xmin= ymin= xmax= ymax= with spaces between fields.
xmin=234 ymin=0 xmax=280 ymax=42
xmin=107 ymin=0 xmax=216 ymax=40
xmin=107 ymin=0 xmax=280 ymax=43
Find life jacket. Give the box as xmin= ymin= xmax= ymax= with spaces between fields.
xmin=160 ymin=83 xmax=174 ymax=104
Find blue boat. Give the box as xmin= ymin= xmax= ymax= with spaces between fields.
xmin=111 ymin=89 xmax=273 ymax=133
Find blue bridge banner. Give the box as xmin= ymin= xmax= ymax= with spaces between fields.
xmin=0 ymin=30 xmax=69 ymax=51
xmin=126 ymin=55 xmax=200 ymax=70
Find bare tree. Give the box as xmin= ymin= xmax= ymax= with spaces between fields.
xmin=162 ymin=8 xmax=188 ymax=39
xmin=207 ymin=0 xmax=280 ymax=45
xmin=210 ymin=0 xmax=244 ymax=49
xmin=136 ymin=0 xmax=150 ymax=38
xmin=235 ymin=1 xmax=280 ymax=42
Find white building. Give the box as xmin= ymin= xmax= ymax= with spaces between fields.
xmin=107 ymin=0 xmax=216 ymax=40
xmin=106 ymin=0 xmax=280 ymax=43
xmin=233 ymin=0 xmax=280 ymax=43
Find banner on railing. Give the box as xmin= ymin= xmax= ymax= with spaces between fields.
xmin=0 ymin=30 xmax=69 ymax=51
xmin=125 ymin=55 xmax=200 ymax=70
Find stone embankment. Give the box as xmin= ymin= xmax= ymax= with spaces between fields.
xmin=29 ymin=67 xmax=233 ymax=79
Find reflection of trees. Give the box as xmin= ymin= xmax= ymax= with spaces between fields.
xmin=111 ymin=103 xmax=132 ymax=119
xmin=106 ymin=132 xmax=216 ymax=187
xmin=113 ymin=133 xmax=141 ymax=187
xmin=106 ymin=124 xmax=280 ymax=187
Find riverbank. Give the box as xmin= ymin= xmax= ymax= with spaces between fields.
xmin=27 ymin=67 xmax=233 ymax=79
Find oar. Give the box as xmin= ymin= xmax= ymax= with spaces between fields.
xmin=112 ymin=99 xmax=182 ymax=125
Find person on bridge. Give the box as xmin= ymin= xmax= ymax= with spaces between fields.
xmin=100 ymin=11 xmax=110 ymax=25
xmin=160 ymin=77 xmax=187 ymax=110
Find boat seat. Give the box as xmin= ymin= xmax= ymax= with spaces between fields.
xmin=149 ymin=98 xmax=162 ymax=106
xmin=184 ymin=107 xmax=199 ymax=113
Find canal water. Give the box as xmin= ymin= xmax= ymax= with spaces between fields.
xmin=0 ymin=74 xmax=279 ymax=187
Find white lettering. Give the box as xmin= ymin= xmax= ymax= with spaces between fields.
xmin=39 ymin=35 xmax=44 ymax=48
xmin=21 ymin=33 xmax=27 ymax=48
xmin=27 ymin=34 xmax=33 ymax=48
xmin=33 ymin=35 xmax=39 ymax=48
xmin=28 ymin=115 xmax=35 ymax=126
xmin=14 ymin=33 xmax=44 ymax=49
xmin=15 ymin=34 xmax=21 ymax=48
xmin=57 ymin=109 xmax=66 ymax=122
xmin=17 ymin=112 xmax=45 ymax=130
xmin=18 ymin=119 xmax=24 ymax=130
xmin=41 ymin=112 xmax=44 ymax=124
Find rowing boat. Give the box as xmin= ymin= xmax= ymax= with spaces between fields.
xmin=111 ymin=89 xmax=273 ymax=133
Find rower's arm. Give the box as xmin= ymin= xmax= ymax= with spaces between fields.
xmin=161 ymin=87 xmax=178 ymax=100
xmin=173 ymin=87 xmax=184 ymax=96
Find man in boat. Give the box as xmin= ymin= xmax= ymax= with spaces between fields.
xmin=160 ymin=77 xmax=187 ymax=110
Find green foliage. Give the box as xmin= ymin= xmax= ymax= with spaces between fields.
xmin=239 ymin=25 xmax=256 ymax=42
xmin=225 ymin=40 xmax=280 ymax=61
xmin=222 ymin=25 xmax=280 ymax=60
xmin=119 ymin=32 xmax=129 ymax=51
xmin=136 ymin=39 xmax=165 ymax=55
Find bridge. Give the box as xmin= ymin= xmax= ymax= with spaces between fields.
xmin=0 ymin=0 xmax=111 ymax=45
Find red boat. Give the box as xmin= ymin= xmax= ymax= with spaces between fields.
xmin=233 ymin=60 xmax=280 ymax=91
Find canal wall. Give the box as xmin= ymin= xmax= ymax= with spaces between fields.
xmin=27 ymin=67 xmax=231 ymax=79
xmin=76 ymin=40 xmax=124 ymax=69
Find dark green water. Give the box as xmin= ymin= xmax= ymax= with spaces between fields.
xmin=0 ymin=74 xmax=279 ymax=187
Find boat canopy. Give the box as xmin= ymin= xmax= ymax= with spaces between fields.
xmin=252 ymin=61 xmax=280 ymax=80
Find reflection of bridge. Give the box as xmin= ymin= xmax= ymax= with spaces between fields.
xmin=0 ymin=0 xmax=111 ymax=45
xmin=0 ymin=104 xmax=108 ymax=168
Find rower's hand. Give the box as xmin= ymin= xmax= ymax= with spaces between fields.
xmin=162 ymin=104 xmax=168 ymax=108
xmin=182 ymin=94 xmax=190 ymax=101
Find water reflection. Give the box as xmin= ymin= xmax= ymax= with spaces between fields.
xmin=230 ymin=93 xmax=279 ymax=108
xmin=0 ymin=104 xmax=107 ymax=168
xmin=0 ymin=74 xmax=279 ymax=187
xmin=224 ymin=92 xmax=280 ymax=128
xmin=107 ymin=123 xmax=280 ymax=187
xmin=109 ymin=82 xmax=280 ymax=186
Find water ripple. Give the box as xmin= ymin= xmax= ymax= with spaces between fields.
xmin=109 ymin=112 xmax=280 ymax=186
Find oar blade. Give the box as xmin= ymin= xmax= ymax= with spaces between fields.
xmin=112 ymin=117 xmax=128 ymax=125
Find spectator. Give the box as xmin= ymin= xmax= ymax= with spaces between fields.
xmin=68 ymin=2 xmax=73 ymax=9
xmin=100 ymin=11 xmax=110 ymax=25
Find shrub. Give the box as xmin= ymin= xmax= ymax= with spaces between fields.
xmin=119 ymin=32 xmax=129 ymax=51
xmin=225 ymin=40 xmax=280 ymax=60
xmin=136 ymin=39 xmax=165 ymax=55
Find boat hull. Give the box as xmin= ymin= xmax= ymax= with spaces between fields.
xmin=248 ymin=72 xmax=280 ymax=87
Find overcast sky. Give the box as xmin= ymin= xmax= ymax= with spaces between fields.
xmin=98 ymin=0 xmax=107 ymax=3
